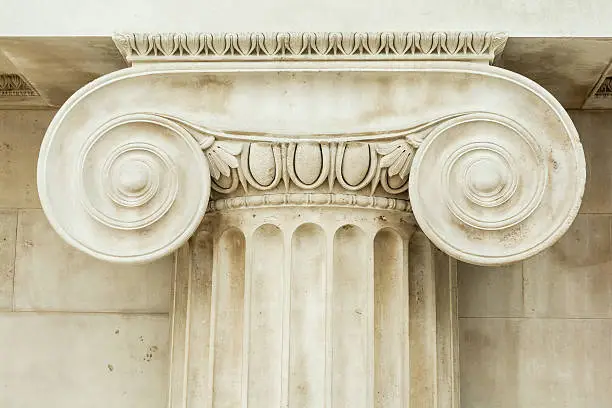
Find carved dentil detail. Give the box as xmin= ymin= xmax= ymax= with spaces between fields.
xmin=113 ymin=32 xmax=508 ymax=63
xmin=0 ymin=73 xmax=38 ymax=96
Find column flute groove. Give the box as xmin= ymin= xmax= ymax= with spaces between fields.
xmin=240 ymin=229 xmax=252 ymax=408
xmin=324 ymin=227 xmax=334 ymax=408
xmin=280 ymin=230 xmax=292 ymax=408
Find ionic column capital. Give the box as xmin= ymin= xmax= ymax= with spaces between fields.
xmin=37 ymin=31 xmax=585 ymax=265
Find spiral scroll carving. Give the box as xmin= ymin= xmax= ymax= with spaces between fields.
xmin=409 ymin=112 xmax=583 ymax=265
xmin=39 ymin=108 xmax=583 ymax=265
xmin=39 ymin=113 xmax=210 ymax=263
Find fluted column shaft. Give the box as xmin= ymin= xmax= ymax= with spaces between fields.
xmin=169 ymin=205 xmax=458 ymax=408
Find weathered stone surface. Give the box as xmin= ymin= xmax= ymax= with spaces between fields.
xmin=523 ymin=214 xmax=612 ymax=318
xmin=460 ymin=214 xmax=612 ymax=319
xmin=570 ymin=110 xmax=612 ymax=213
xmin=14 ymin=210 xmax=173 ymax=312
xmin=0 ymin=110 xmax=55 ymax=209
xmin=168 ymin=211 xmax=459 ymax=408
xmin=0 ymin=312 xmax=169 ymax=408
xmin=460 ymin=317 xmax=612 ymax=408
xmin=458 ymin=261 xmax=525 ymax=318
xmin=0 ymin=211 xmax=17 ymax=311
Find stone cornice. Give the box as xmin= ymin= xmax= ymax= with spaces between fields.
xmin=37 ymin=58 xmax=584 ymax=266
xmin=0 ymin=73 xmax=38 ymax=96
xmin=113 ymin=32 xmax=508 ymax=64
xmin=594 ymin=76 xmax=612 ymax=97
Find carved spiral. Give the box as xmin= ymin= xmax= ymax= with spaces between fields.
xmin=38 ymin=113 xmax=210 ymax=263
xmin=409 ymin=112 xmax=583 ymax=265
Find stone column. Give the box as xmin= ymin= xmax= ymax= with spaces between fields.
xmin=35 ymin=32 xmax=585 ymax=407
xmin=167 ymin=206 xmax=458 ymax=407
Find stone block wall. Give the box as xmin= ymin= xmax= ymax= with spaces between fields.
xmin=459 ymin=111 xmax=612 ymax=407
xmin=0 ymin=109 xmax=610 ymax=407
xmin=0 ymin=110 xmax=172 ymax=408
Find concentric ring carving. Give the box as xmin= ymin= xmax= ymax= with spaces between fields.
xmin=39 ymin=107 xmax=583 ymax=266
xmin=434 ymin=115 xmax=547 ymax=232
xmin=82 ymin=140 xmax=179 ymax=230
xmin=39 ymin=113 xmax=210 ymax=263
xmin=410 ymin=112 xmax=583 ymax=265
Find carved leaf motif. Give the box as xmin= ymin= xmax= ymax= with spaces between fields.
xmin=302 ymin=32 xmax=317 ymax=54
xmin=457 ymin=32 xmax=470 ymax=53
xmin=274 ymin=32 xmax=288 ymax=55
xmin=328 ymin=32 xmax=343 ymax=55
xmin=130 ymin=34 xmax=152 ymax=56
xmin=380 ymin=32 xmax=397 ymax=54
xmin=392 ymin=32 xmax=409 ymax=54
xmin=236 ymin=34 xmax=256 ymax=55
xmin=251 ymin=33 xmax=266 ymax=55
xmin=201 ymin=33 xmax=214 ymax=55
xmin=287 ymin=32 xmax=304 ymax=55
xmin=315 ymin=33 xmax=330 ymax=54
xmin=211 ymin=35 xmax=228 ymax=55
xmin=204 ymin=141 xmax=242 ymax=180
xmin=156 ymin=34 xmax=179 ymax=56
xmin=354 ymin=32 xmax=368 ymax=53
xmin=181 ymin=33 xmax=205 ymax=55
xmin=444 ymin=32 xmax=460 ymax=54
xmin=225 ymin=33 xmax=240 ymax=55
xmin=367 ymin=33 xmax=382 ymax=54
xmin=418 ymin=33 xmax=436 ymax=54
xmin=470 ymin=32 xmax=487 ymax=54
xmin=341 ymin=33 xmax=356 ymax=55
xmin=376 ymin=140 xmax=415 ymax=180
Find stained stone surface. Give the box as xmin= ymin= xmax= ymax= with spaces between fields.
xmin=0 ymin=110 xmax=55 ymax=209
xmin=14 ymin=210 xmax=173 ymax=313
xmin=0 ymin=211 xmax=17 ymax=311
xmin=0 ymin=313 xmax=169 ymax=408
xmin=460 ymin=318 xmax=612 ymax=408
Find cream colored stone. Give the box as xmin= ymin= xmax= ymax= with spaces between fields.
xmin=523 ymin=214 xmax=612 ymax=318
xmin=14 ymin=210 xmax=173 ymax=312
xmin=0 ymin=210 xmax=17 ymax=311
xmin=460 ymin=317 xmax=612 ymax=408
xmin=28 ymin=32 xmax=591 ymax=408
xmin=0 ymin=109 xmax=55 ymax=209
xmin=0 ymin=37 xmax=127 ymax=107
xmin=498 ymin=38 xmax=612 ymax=109
xmin=570 ymin=110 xmax=612 ymax=213
xmin=459 ymin=214 xmax=612 ymax=319
xmin=583 ymin=62 xmax=612 ymax=109
xmin=458 ymin=261 xmax=525 ymax=318
xmin=0 ymin=312 xmax=169 ymax=408
xmin=36 ymin=34 xmax=585 ymax=265
xmin=168 ymin=210 xmax=459 ymax=408
xmin=3 ymin=37 xmax=612 ymax=110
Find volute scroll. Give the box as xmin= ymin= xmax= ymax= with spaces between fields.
xmin=38 ymin=112 xmax=211 ymax=263
xmin=410 ymin=111 xmax=585 ymax=265
xmin=37 ymin=40 xmax=585 ymax=265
